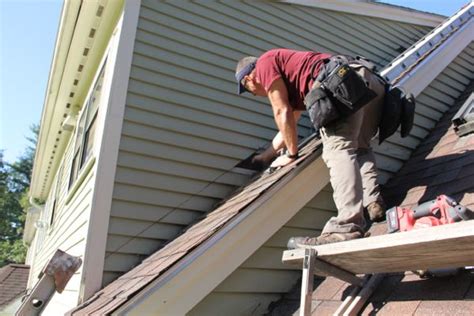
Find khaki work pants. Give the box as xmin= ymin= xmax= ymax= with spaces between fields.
xmin=320 ymin=65 xmax=385 ymax=234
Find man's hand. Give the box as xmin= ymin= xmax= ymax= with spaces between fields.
xmin=270 ymin=154 xmax=296 ymax=168
xmin=249 ymin=146 xmax=278 ymax=171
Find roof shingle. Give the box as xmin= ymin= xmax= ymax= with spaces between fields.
xmin=384 ymin=81 xmax=474 ymax=210
xmin=68 ymin=136 xmax=323 ymax=315
xmin=0 ymin=264 xmax=30 ymax=309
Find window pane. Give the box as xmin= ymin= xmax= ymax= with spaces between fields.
xmin=86 ymin=62 xmax=106 ymax=129
xmin=68 ymin=58 xmax=107 ymax=189
xmin=69 ymin=150 xmax=81 ymax=189
xmin=81 ymin=113 xmax=97 ymax=167
xmin=74 ymin=107 xmax=87 ymax=152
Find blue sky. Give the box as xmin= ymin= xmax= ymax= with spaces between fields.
xmin=1 ymin=0 xmax=62 ymax=163
xmin=0 ymin=0 xmax=469 ymax=164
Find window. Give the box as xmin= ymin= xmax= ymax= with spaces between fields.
xmin=69 ymin=61 xmax=106 ymax=189
xmin=452 ymin=93 xmax=474 ymax=137
xmin=49 ymin=164 xmax=63 ymax=227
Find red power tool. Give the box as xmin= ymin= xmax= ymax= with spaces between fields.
xmin=387 ymin=195 xmax=474 ymax=233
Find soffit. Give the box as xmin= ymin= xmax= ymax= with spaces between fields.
xmin=30 ymin=0 xmax=124 ymax=199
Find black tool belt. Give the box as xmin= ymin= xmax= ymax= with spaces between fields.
xmin=304 ymin=55 xmax=379 ymax=130
xmin=378 ymin=86 xmax=416 ymax=144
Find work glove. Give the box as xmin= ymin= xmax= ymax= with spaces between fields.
xmin=236 ymin=146 xmax=278 ymax=171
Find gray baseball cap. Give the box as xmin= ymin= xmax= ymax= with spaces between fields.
xmin=235 ymin=56 xmax=257 ymax=94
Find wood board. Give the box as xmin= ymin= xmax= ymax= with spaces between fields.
xmin=282 ymin=220 xmax=474 ymax=274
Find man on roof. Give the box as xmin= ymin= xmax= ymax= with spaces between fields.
xmin=235 ymin=48 xmax=386 ymax=246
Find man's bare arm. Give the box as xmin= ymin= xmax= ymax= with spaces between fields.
xmin=253 ymin=110 xmax=302 ymax=165
xmin=272 ymin=111 xmax=302 ymax=150
xmin=267 ymin=78 xmax=299 ymax=156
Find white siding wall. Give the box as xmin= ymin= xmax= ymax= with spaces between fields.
xmin=26 ymin=138 xmax=95 ymax=316
xmin=25 ymin=44 xmax=118 ymax=314
xmin=105 ymin=0 xmax=434 ymax=305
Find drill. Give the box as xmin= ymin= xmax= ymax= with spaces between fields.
xmin=387 ymin=195 xmax=474 ymax=233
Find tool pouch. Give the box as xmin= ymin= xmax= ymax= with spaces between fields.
xmin=304 ymin=62 xmax=376 ymax=129
xmin=323 ymin=64 xmax=376 ymax=116
xmin=305 ymin=87 xmax=340 ymax=130
xmin=378 ymin=86 xmax=416 ymax=144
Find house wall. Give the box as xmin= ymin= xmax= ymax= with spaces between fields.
xmin=24 ymin=38 xmax=124 ymax=315
xmin=103 ymin=0 xmax=434 ymax=287
xmin=190 ymin=43 xmax=474 ymax=315
xmin=25 ymin=138 xmax=95 ymax=315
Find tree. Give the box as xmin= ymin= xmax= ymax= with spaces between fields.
xmin=0 ymin=124 xmax=38 ymax=267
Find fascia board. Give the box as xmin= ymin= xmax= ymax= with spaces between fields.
xmin=279 ymin=0 xmax=445 ymax=27
xmin=115 ymin=154 xmax=330 ymax=315
xmin=398 ymin=17 xmax=473 ymax=97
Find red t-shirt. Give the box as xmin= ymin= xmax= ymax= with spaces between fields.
xmin=255 ymin=49 xmax=331 ymax=110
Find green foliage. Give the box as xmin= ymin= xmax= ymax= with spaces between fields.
xmin=0 ymin=170 xmax=23 ymax=241
xmin=0 ymin=239 xmax=27 ymax=267
xmin=0 ymin=124 xmax=38 ymax=267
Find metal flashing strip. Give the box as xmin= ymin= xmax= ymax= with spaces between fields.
xmin=380 ymin=2 xmax=473 ymax=84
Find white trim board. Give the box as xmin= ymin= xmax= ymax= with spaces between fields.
xmin=80 ymin=0 xmax=141 ymax=302
xmin=279 ymin=0 xmax=446 ymax=27
xmin=30 ymin=0 xmax=81 ymax=199
xmin=115 ymin=153 xmax=330 ymax=315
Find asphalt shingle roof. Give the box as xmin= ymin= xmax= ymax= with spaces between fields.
xmin=0 ymin=264 xmax=30 ymax=309
xmin=384 ymin=81 xmax=474 ymax=211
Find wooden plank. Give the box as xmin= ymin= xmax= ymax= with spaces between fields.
xmin=283 ymin=220 xmax=474 ymax=274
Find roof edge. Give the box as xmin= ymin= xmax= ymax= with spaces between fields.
xmin=30 ymin=0 xmax=125 ymax=199
xmin=279 ymin=0 xmax=446 ymax=27
xmin=30 ymin=0 xmax=80 ymax=199
xmin=115 ymin=143 xmax=329 ymax=315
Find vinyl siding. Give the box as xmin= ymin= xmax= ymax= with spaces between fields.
xmin=189 ymin=184 xmax=337 ymax=316
xmin=25 ymin=51 xmax=114 ymax=313
xmin=104 ymin=0 xmax=433 ymax=298
xmin=26 ymin=138 xmax=95 ymax=316
xmin=191 ymin=43 xmax=474 ymax=315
